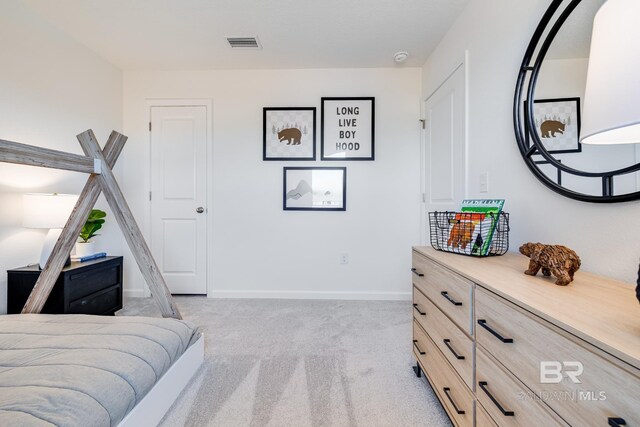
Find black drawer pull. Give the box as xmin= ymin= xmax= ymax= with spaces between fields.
xmin=479 ymin=381 xmax=514 ymax=416
xmin=411 ymin=268 xmax=424 ymax=277
xmin=443 ymin=387 xmax=465 ymax=415
xmin=441 ymin=291 xmax=462 ymax=306
xmin=608 ymin=418 xmax=626 ymax=427
xmin=413 ymin=304 xmax=426 ymax=316
xmin=443 ymin=339 xmax=465 ymax=360
xmin=477 ymin=319 xmax=513 ymax=343
xmin=413 ymin=339 xmax=426 ymax=355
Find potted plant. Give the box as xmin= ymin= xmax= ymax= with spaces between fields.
xmin=76 ymin=209 xmax=106 ymax=257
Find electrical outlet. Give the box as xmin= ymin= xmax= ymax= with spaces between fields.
xmin=339 ymin=253 xmax=349 ymax=264
xmin=480 ymin=172 xmax=489 ymax=193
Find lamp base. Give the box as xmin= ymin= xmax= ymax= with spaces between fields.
xmin=39 ymin=228 xmax=71 ymax=269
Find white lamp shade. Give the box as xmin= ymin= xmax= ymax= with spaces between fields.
xmin=23 ymin=193 xmax=79 ymax=229
xmin=581 ymin=0 xmax=640 ymax=144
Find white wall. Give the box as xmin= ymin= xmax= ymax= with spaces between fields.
xmin=422 ymin=0 xmax=640 ymax=283
xmin=0 ymin=1 xmax=123 ymax=313
xmin=123 ymin=68 xmax=422 ymax=299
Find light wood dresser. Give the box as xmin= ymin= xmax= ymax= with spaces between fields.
xmin=411 ymin=246 xmax=640 ymax=427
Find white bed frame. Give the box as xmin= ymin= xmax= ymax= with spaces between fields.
xmin=118 ymin=334 xmax=205 ymax=427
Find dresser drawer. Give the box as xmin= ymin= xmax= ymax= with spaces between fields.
xmin=413 ymin=286 xmax=474 ymax=389
xmin=477 ymin=348 xmax=567 ymax=427
xmin=414 ymin=321 xmax=474 ymax=427
xmin=476 ymin=402 xmax=498 ymax=427
xmin=412 ymin=251 xmax=473 ymax=335
xmin=476 ymin=287 xmax=640 ymax=427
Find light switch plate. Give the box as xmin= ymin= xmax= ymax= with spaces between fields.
xmin=480 ymin=172 xmax=489 ymax=193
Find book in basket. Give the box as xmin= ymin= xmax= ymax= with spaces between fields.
xmin=446 ymin=199 xmax=505 ymax=256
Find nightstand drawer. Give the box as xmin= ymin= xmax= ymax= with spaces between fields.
xmin=68 ymin=263 xmax=121 ymax=301
xmin=476 ymin=287 xmax=640 ymax=427
xmin=477 ymin=348 xmax=567 ymax=427
xmin=413 ymin=286 xmax=474 ymax=389
xmin=69 ymin=285 xmax=121 ymax=315
xmin=412 ymin=251 xmax=473 ymax=335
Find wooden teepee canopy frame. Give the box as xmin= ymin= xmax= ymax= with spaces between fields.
xmin=0 ymin=130 xmax=181 ymax=319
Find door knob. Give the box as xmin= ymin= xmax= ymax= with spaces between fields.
xmin=196 ymin=207 xmax=205 ymax=213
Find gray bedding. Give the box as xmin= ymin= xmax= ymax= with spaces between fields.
xmin=0 ymin=314 xmax=201 ymax=427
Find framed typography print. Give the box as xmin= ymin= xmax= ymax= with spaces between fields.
xmin=283 ymin=167 xmax=346 ymax=211
xmin=263 ymin=107 xmax=316 ymax=160
xmin=321 ymin=97 xmax=374 ymax=160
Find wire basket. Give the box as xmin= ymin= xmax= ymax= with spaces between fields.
xmin=428 ymin=211 xmax=510 ymax=257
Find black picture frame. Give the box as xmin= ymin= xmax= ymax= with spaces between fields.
xmin=283 ymin=167 xmax=346 ymax=211
xmin=263 ymin=107 xmax=316 ymax=161
xmin=528 ymin=97 xmax=582 ymax=154
xmin=320 ymin=96 xmax=375 ymax=161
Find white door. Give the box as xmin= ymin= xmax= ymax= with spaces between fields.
xmin=150 ymin=105 xmax=208 ymax=294
xmin=423 ymin=64 xmax=466 ymax=243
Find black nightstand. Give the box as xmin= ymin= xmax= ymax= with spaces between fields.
xmin=7 ymin=256 xmax=123 ymax=315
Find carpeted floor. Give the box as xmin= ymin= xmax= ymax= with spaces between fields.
xmin=119 ymin=297 xmax=451 ymax=427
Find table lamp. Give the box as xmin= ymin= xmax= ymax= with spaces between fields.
xmin=23 ymin=193 xmax=79 ymax=269
xmin=581 ymin=0 xmax=640 ymax=145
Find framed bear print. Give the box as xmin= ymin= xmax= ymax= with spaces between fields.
xmin=263 ymin=107 xmax=316 ymax=160
xmin=529 ymin=97 xmax=581 ymax=154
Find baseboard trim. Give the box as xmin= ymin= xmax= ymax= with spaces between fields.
xmin=207 ymin=290 xmax=412 ymax=301
xmin=124 ymin=289 xmax=147 ymax=298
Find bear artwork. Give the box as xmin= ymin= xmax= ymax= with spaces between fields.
xmin=278 ymin=128 xmax=302 ymax=145
xmin=519 ymin=242 xmax=581 ymax=286
xmin=540 ymin=120 xmax=565 ymax=138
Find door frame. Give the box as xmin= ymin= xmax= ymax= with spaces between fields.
xmin=146 ymin=99 xmax=213 ymax=297
xmin=420 ymin=53 xmax=469 ymax=245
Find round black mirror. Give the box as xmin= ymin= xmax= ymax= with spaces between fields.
xmin=514 ymin=0 xmax=640 ymax=203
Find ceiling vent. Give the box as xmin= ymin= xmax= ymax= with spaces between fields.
xmin=226 ymin=37 xmax=262 ymax=49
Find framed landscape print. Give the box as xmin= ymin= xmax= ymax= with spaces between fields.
xmin=530 ymin=97 xmax=582 ymax=154
xmin=283 ymin=167 xmax=346 ymax=211
xmin=321 ymin=97 xmax=374 ymax=160
xmin=263 ymin=107 xmax=316 ymax=160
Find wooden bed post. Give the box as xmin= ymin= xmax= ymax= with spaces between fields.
xmin=21 ymin=131 xmax=126 ymax=315
xmin=77 ymin=130 xmax=181 ymax=319
xmin=0 ymin=130 xmax=182 ymax=319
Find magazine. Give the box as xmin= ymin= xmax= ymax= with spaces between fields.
xmin=446 ymin=199 xmax=505 ymax=256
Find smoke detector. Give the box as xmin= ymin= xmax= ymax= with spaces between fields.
xmin=394 ymin=51 xmax=409 ymax=63
xmin=226 ymin=37 xmax=262 ymax=49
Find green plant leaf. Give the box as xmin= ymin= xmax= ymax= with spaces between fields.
xmin=79 ymin=209 xmax=107 ymax=242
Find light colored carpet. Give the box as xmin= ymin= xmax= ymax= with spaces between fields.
xmin=119 ymin=297 xmax=451 ymax=427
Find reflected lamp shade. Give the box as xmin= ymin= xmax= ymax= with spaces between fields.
xmin=23 ymin=193 xmax=78 ymax=268
xmin=581 ymin=0 xmax=640 ymax=144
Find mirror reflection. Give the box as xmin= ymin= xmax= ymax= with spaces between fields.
xmin=534 ymin=0 xmax=640 ymax=197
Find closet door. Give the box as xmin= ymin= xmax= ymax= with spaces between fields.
xmin=422 ymin=64 xmax=466 ymax=243
xmin=150 ymin=105 xmax=208 ymax=295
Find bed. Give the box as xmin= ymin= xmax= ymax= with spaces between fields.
xmin=0 ymin=314 xmax=204 ymax=427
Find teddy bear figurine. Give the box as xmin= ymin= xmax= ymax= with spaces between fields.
xmin=519 ymin=242 xmax=581 ymax=286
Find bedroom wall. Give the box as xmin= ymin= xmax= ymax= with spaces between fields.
xmin=421 ymin=0 xmax=640 ymax=284
xmin=0 ymin=1 xmax=123 ymax=313
xmin=122 ymin=68 xmax=422 ymax=299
